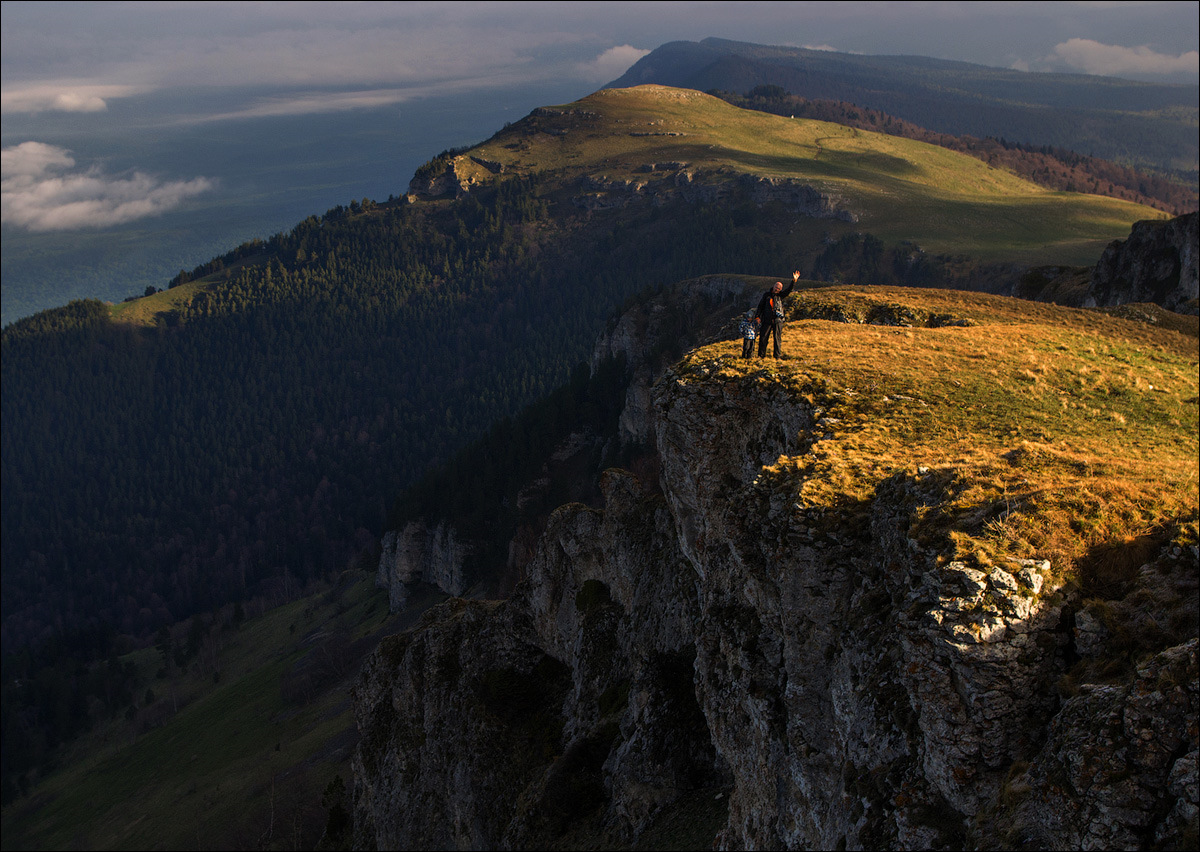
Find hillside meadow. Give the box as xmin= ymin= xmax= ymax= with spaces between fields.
xmin=456 ymin=85 xmax=1166 ymax=265
xmin=0 ymin=573 xmax=450 ymax=851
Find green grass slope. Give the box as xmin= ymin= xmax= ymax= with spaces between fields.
xmin=450 ymin=85 xmax=1166 ymax=265
xmin=607 ymin=39 xmax=1200 ymax=176
xmin=104 ymin=85 xmax=1166 ymax=331
xmin=0 ymin=573 xmax=446 ymax=851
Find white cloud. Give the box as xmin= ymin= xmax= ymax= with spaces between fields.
xmin=1 ymin=142 xmax=214 ymax=231
xmin=192 ymin=88 xmax=424 ymax=122
xmin=3 ymin=17 xmax=578 ymax=102
xmin=576 ymin=45 xmax=651 ymax=83
xmin=0 ymin=141 xmax=75 ymax=177
xmin=181 ymin=73 xmax=537 ymax=123
xmin=1 ymin=82 xmax=144 ymax=114
xmin=1048 ymin=38 xmax=1199 ymax=77
xmin=142 ymin=26 xmax=537 ymax=90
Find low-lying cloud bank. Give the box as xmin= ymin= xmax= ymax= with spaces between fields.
xmin=1038 ymin=39 xmax=1199 ymax=77
xmin=1 ymin=141 xmax=214 ymax=231
xmin=577 ymin=45 xmax=651 ymax=82
xmin=0 ymin=82 xmax=145 ymax=114
xmin=1 ymin=40 xmax=649 ymax=122
xmin=178 ymin=71 xmax=542 ymax=124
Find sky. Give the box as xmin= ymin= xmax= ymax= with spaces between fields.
xmin=2 ymin=1 xmax=1198 ymax=323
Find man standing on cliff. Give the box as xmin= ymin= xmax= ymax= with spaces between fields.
xmin=757 ymin=270 xmax=800 ymax=359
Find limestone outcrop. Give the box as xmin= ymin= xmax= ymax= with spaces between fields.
xmin=1083 ymin=212 xmax=1198 ymax=314
xmin=407 ymin=159 xmax=470 ymax=198
xmin=376 ymin=522 xmax=471 ymax=611
xmin=590 ymin=273 xmax=762 ymax=448
xmin=572 ymin=168 xmax=857 ymax=221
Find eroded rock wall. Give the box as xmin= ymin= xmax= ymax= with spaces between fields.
xmin=354 ymin=469 xmax=717 ymax=849
xmin=572 ymin=169 xmax=856 ymax=222
xmin=377 ymin=521 xmax=471 ymax=611
xmin=650 ymin=362 xmax=1083 ymax=849
xmin=1084 ymin=212 xmax=1199 ymax=314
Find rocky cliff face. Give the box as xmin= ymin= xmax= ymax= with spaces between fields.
xmin=376 ymin=522 xmax=472 ymax=611
xmin=353 ymin=466 xmax=716 ymax=849
xmin=352 ymin=303 xmax=1199 ymax=849
xmin=1022 ymin=211 xmax=1199 ymax=315
xmin=572 ymin=168 xmax=857 ymax=221
xmin=590 ymin=273 xmax=765 ymax=448
xmin=409 ymin=151 xmax=857 ymax=225
xmin=373 ymin=274 xmax=773 ymax=613
xmin=1084 ymin=212 xmax=1199 ymax=314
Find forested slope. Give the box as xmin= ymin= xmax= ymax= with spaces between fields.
xmin=0 ymin=180 xmax=786 ymax=653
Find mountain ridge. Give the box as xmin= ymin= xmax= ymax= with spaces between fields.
xmin=609 ymin=38 xmax=1200 ymax=177
xmin=408 ymin=85 xmax=1165 ymax=266
xmin=710 ymin=85 xmax=1197 ymax=215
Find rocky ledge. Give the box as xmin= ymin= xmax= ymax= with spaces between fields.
xmin=572 ymin=168 xmax=856 ymax=221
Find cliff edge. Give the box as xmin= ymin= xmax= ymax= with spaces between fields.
xmin=352 ymin=286 xmax=1198 ymax=850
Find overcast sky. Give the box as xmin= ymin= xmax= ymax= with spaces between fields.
xmin=3 ymin=0 xmax=1198 ymax=235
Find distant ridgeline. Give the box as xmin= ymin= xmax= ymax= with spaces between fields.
xmin=610 ymin=38 xmax=1200 ymax=184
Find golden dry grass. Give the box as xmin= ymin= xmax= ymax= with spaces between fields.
xmin=681 ymin=285 xmax=1199 ymax=574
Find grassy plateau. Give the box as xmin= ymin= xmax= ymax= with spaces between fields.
xmin=454 ymin=85 xmax=1166 ymax=266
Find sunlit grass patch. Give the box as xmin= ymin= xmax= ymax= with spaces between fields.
xmin=109 ymin=252 xmax=268 ymax=328
xmin=687 ymin=286 xmax=1198 ymax=574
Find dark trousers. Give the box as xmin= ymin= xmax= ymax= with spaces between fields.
xmin=758 ymin=322 xmax=782 ymax=357
xmin=742 ymin=337 xmax=755 ymax=358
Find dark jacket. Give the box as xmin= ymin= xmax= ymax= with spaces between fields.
xmin=757 ymin=280 xmax=795 ymax=327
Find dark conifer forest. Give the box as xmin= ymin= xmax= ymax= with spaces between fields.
xmin=1 ymin=180 xmax=770 ymax=643
xmin=2 ymin=169 xmax=814 ymax=787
